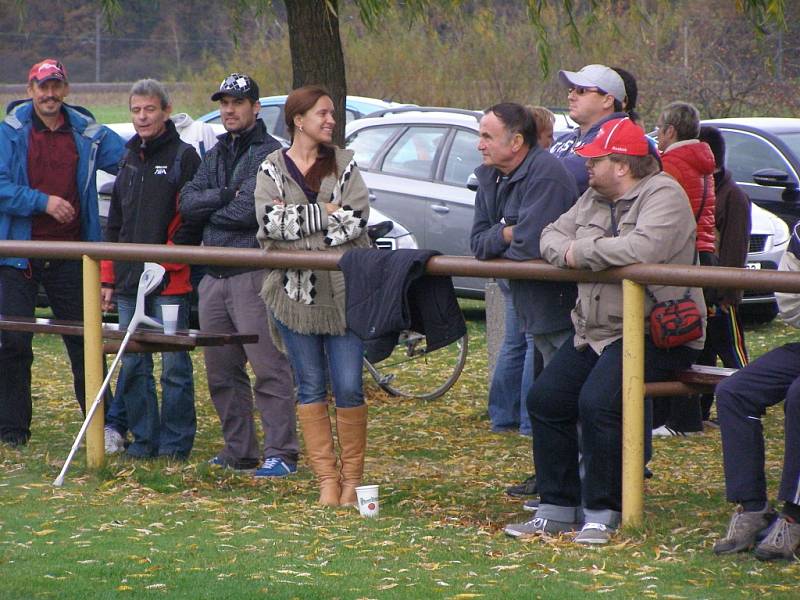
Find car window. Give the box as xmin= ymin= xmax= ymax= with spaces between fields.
xmin=443 ymin=129 xmax=481 ymax=186
xmin=776 ymin=132 xmax=800 ymax=165
xmin=382 ymin=126 xmax=448 ymax=179
xmin=346 ymin=110 xmax=357 ymax=124
xmin=259 ymin=106 xmax=282 ymax=137
xmin=722 ymin=130 xmax=795 ymax=183
xmin=346 ymin=126 xmax=398 ymax=168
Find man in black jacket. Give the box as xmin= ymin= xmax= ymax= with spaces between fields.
xmin=178 ymin=74 xmax=299 ymax=476
xmin=101 ymin=79 xmax=201 ymax=459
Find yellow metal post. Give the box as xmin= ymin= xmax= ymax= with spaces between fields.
xmin=621 ymin=279 xmax=645 ymax=527
xmin=82 ymin=255 xmax=104 ymax=468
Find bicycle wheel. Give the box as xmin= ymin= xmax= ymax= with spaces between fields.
xmin=363 ymin=330 xmax=468 ymax=401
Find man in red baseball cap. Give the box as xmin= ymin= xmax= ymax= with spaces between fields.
xmin=520 ymin=117 xmax=706 ymax=544
xmin=0 ymin=59 xmax=124 ymax=447
xmin=28 ymin=59 xmax=67 ymax=83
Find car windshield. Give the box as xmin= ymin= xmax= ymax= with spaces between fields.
xmin=776 ymin=132 xmax=800 ymax=161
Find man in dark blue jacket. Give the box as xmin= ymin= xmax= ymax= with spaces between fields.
xmin=0 ymin=59 xmax=124 ymax=447
xmin=470 ymin=103 xmax=578 ymax=526
xmin=471 ymin=103 xmax=578 ymax=369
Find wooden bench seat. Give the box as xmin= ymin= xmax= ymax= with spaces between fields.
xmin=644 ymin=364 xmax=738 ymax=396
xmin=0 ymin=316 xmax=258 ymax=353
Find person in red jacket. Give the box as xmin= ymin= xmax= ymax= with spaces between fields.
xmin=653 ymin=101 xmax=716 ymax=436
xmin=656 ymin=101 xmax=716 ymax=255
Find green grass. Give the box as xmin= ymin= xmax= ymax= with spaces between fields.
xmin=1 ymin=305 xmax=799 ymax=599
xmin=88 ymin=106 xmax=132 ymax=125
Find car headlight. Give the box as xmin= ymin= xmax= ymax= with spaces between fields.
xmin=394 ymin=232 xmax=419 ymax=250
xmin=772 ymin=218 xmax=790 ymax=247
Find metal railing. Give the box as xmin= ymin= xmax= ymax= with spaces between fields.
xmin=2 ymin=240 xmax=800 ymax=527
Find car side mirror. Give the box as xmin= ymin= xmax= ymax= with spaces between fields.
xmin=753 ymin=168 xmax=799 ymax=190
xmin=466 ymin=173 xmax=478 ymax=192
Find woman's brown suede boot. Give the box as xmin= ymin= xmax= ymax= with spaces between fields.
xmin=336 ymin=404 xmax=368 ymax=506
xmin=298 ymin=403 xmax=341 ymax=506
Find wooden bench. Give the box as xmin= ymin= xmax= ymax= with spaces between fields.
xmin=0 ymin=316 xmax=258 ymax=353
xmin=644 ymin=364 xmax=738 ymax=396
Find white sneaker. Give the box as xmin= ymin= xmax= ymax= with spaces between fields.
xmin=652 ymin=425 xmax=701 ymax=437
xmin=104 ymin=426 xmax=125 ymax=454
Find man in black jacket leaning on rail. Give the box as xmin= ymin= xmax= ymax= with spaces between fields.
xmin=177 ymin=73 xmax=299 ymax=477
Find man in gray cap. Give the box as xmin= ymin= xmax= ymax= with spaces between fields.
xmin=550 ymin=64 xmax=627 ymax=194
xmin=178 ymin=73 xmax=299 ymax=477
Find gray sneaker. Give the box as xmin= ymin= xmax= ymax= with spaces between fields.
xmin=754 ymin=516 xmax=800 ymax=561
xmin=104 ymin=426 xmax=125 ymax=455
xmin=713 ymin=506 xmax=777 ymax=555
xmin=504 ymin=517 xmax=578 ymax=538
xmin=575 ymin=522 xmax=615 ymax=545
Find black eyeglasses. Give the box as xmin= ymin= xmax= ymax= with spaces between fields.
xmin=568 ymin=86 xmax=607 ymax=97
xmin=586 ymin=156 xmax=611 ymax=167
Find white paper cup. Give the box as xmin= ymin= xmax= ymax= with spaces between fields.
xmin=355 ymin=484 xmax=379 ymax=518
xmin=161 ymin=304 xmax=180 ymax=336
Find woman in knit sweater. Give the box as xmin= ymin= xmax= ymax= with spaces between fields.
xmin=254 ymin=85 xmax=371 ymax=507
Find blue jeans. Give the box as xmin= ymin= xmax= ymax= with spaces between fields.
xmin=528 ymin=338 xmax=699 ymax=527
xmin=488 ymin=288 xmax=535 ymax=434
xmin=114 ymin=294 xmax=196 ymax=458
xmin=273 ymin=318 xmax=364 ymax=408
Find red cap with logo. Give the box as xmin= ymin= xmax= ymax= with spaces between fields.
xmin=28 ymin=59 xmax=68 ymax=84
xmin=575 ymin=117 xmax=649 ymax=158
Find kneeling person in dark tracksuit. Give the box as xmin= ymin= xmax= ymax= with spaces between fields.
xmin=713 ymin=226 xmax=800 ymax=561
xmin=101 ymin=79 xmax=201 ymax=460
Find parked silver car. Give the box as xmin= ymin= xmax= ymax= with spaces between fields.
xmin=346 ymin=108 xmax=500 ymax=296
xmin=347 ymin=107 xmax=788 ymax=310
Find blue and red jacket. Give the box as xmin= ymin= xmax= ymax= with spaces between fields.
xmin=100 ymin=120 xmax=200 ymax=296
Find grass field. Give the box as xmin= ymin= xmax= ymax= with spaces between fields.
xmin=1 ymin=302 xmax=799 ymax=599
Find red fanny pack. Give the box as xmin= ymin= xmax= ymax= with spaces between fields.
xmin=649 ymin=297 xmax=703 ymax=349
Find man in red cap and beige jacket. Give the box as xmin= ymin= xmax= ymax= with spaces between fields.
xmin=504 ymin=117 xmax=706 ymax=544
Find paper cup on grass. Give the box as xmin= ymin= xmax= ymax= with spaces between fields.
xmin=161 ymin=304 xmax=180 ymax=336
xmin=355 ymin=484 xmax=380 ymax=518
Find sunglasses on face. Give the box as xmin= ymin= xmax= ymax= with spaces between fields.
xmin=568 ymin=86 xmax=607 ymax=96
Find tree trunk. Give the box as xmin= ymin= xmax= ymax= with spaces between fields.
xmin=285 ymin=0 xmax=347 ymax=146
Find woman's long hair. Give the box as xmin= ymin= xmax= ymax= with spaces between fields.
xmin=285 ymin=85 xmax=337 ymax=192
